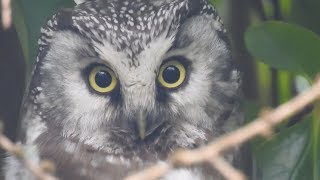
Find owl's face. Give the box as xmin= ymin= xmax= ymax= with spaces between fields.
xmin=23 ymin=0 xmax=241 ymax=158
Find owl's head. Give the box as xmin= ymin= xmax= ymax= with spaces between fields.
xmin=24 ymin=0 xmax=241 ymax=156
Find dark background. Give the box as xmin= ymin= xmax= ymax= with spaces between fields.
xmin=0 ymin=0 xmax=320 ymax=179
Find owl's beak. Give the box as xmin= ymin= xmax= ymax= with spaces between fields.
xmin=135 ymin=110 xmax=165 ymax=140
xmin=137 ymin=110 xmax=147 ymax=139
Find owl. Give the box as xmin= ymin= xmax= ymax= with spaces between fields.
xmin=4 ymin=0 xmax=243 ymax=179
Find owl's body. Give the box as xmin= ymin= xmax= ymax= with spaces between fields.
xmin=5 ymin=0 xmax=243 ymax=179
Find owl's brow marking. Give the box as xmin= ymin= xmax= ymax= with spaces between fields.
xmin=37 ymin=0 xmax=224 ymax=63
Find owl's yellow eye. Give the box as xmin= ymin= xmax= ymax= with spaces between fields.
xmin=89 ymin=66 xmax=118 ymax=93
xmin=158 ymin=60 xmax=186 ymax=89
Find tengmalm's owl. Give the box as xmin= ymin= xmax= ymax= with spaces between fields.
xmin=5 ymin=0 xmax=243 ymax=179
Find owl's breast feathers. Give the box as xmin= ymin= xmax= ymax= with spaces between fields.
xmin=34 ymin=122 xmax=213 ymax=179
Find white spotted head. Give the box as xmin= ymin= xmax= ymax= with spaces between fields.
xmin=22 ymin=0 xmax=241 ymax=162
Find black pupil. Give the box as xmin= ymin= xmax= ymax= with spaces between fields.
xmin=162 ymin=66 xmax=180 ymax=84
xmin=95 ymin=70 xmax=112 ymax=88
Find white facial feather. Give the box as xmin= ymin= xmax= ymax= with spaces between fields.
xmin=26 ymin=114 xmax=47 ymax=144
xmin=163 ymin=166 xmax=208 ymax=180
xmin=94 ymin=32 xmax=176 ymax=111
xmin=74 ymin=0 xmax=86 ymax=5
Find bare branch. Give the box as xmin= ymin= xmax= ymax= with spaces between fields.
xmin=0 ymin=133 xmax=58 ymax=180
xmin=208 ymin=156 xmax=246 ymax=180
xmin=126 ymin=78 xmax=320 ymax=180
xmin=1 ymin=0 xmax=12 ymax=29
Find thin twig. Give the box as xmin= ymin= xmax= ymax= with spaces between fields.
xmin=0 ymin=133 xmax=58 ymax=180
xmin=208 ymin=156 xmax=246 ymax=180
xmin=1 ymin=0 xmax=12 ymax=29
xmin=126 ymin=78 xmax=320 ymax=180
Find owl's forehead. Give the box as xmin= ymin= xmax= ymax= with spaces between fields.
xmin=71 ymin=0 xmax=185 ymax=57
xmin=38 ymin=0 xmax=223 ymax=63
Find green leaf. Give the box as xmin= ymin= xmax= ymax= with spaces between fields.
xmin=12 ymin=0 xmax=75 ymax=72
xmin=245 ymin=21 xmax=320 ymax=78
xmin=253 ymin=118 xmax=318 ymax=180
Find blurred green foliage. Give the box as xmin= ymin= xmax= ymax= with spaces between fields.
xmin=10 ymin=0 xmax=320 ymax=179
xmin=11 ymin=0 xmax=74 ymax=72
xmin=244 ymin=1 xmax=320 ymax=180
xmin=291 ymin=0 xmax=320 ymax=35
xmin=253 ymin=118 xmax=313 ymax=180
xmin=245 ymin=21 xmax=320 ymax=79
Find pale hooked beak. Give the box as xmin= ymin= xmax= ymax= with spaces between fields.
xmin=135 ymin=109 xmax=165 ymax=140
xmin=137 ymin=110 xmax=147 ymax=139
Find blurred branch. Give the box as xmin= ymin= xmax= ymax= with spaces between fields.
xmin=126 ymin=78 xmax=320 ymax=180
xmin=1 ymin=0 xmax=12 ymax=29
xmin=0 ymin=130 xmax=57 ymax=180
xmin=208 ymin=156 xmax=246 ymax=180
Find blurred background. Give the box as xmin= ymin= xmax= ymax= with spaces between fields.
xmin=0 ymin=0 xmax=320 ymax=179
